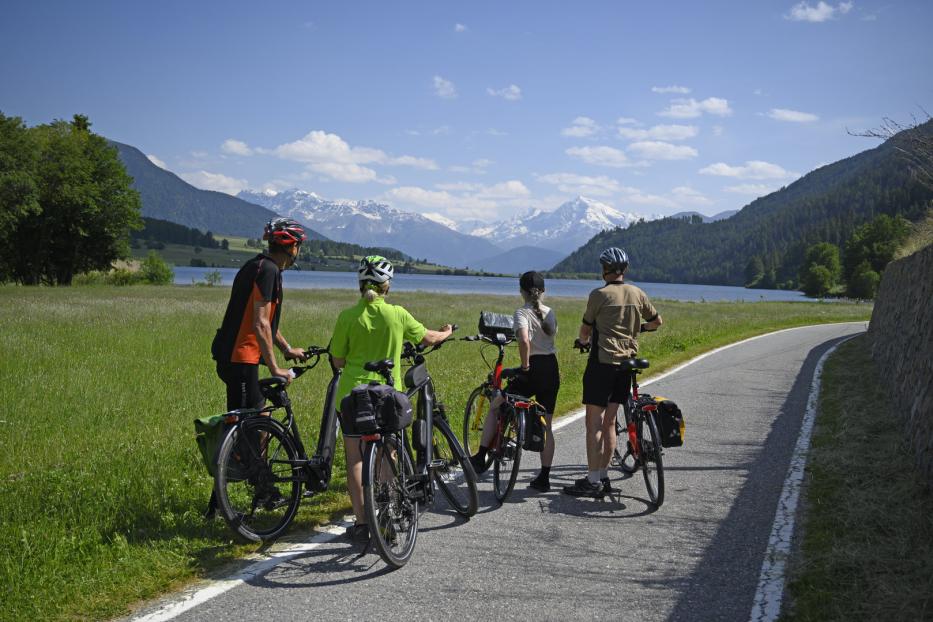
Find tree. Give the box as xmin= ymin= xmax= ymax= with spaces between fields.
xmin=799 ymin=242 xmax=841 ymax=297
xmin=843 ymin=214 xmax=910 ymax=296
xmin=221 ymin=238 xmax=229 ymax=251
xmin=848 ymin=261 xmax=880 ymax=299
xmin=744 ymin=255 xmax=764 ymax=287
xmin=0 ymin=113 xmax=40 ymax=282
xmin=3 ymin=115 xmax=142 ymax=284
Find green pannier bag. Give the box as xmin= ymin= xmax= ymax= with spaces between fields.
xmin=194 ymin=414 xmax=226 ymax=477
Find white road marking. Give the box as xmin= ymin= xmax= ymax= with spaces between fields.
xmin=748 ymin=332 xmax=860 ymax=622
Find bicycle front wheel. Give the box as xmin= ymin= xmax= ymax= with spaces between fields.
xmin=215 ymin=418 xmax=302 ymax=542
xmin=492 ymin=406 xmax=523 ymax=503
xmin=432 ymin=418 xmax=478 ymax=517
xmin=463 ymin=385 xmax=493 ymax=472
xmin=613 ymin=405 xmax=638 ymax=474
xmin=640 ymin=413 xmax=665 ymax=506
xmin=363 ymin=434 xmax=419 ymax=568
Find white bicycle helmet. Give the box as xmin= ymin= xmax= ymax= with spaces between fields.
xmin=599 ymin=246 xmax=629 ymax=270
xmin=358 ymin=255 xmax=394 ymax=284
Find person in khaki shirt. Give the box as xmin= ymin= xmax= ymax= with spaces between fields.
xmin=563 ymin=247 xmax=662 ymax=498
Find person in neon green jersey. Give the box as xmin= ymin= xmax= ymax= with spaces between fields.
xmin=330 ymin=255 xmax=453 ymax=541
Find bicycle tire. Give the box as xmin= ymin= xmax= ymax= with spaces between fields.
xmin=640 ymin=413 xmax=665 ymax=506
xmin=463 ymin=385 xmax=494 ymax=471
xmin=613 ymin=406 xmax=638 ymax=474
xmin=431 ymin=418 xmax=479 ymax=517
xmin=492 ymin=405 xmax=523 ymax=503
xmin=363 ymin=434 xmax=419 ymax=568
xmin=214 ymin=418 xmax=302 ymax=542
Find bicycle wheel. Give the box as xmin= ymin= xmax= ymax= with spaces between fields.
xmin=492 ymin=405 xmax=523 ymax=503
xmin=363 ymin=434 xmax=419 ymax=568
xmin=463 ymin=386 xmax=493 ymax=471
xmin=215 ymin=418 xmax=302 ymax=542
xmin=640 ymin=413 xmax=665 ymax=506
xmin=613 ymin=405 xmax=638 ymax=474
xmin=431 ymin=418 xmax=478 ymax=517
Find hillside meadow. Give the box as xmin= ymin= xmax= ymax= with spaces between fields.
xmin=0 ymin=284 xmax=872 ymax=620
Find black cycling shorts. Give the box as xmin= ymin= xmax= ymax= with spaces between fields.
xmin=506 ymin=353 xmax=560 ymax=414
xmin=216 ymin=361 xmax=263 ymax=411
xmin=582 ymin=359 xmax=633 ymax=408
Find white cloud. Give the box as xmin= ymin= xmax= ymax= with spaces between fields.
xmin=671 ymin=186 xmax=713 ymax=206
xmin=384 ymin=180 xmax=529 ymax=220
xmin=659 ymin=97 xmax=733 ymax=118
xmin=487 ymin=84 xmax=522 ymax=101
xmin=724 ymin=183 xmax=781 ymax=196
xmin=454 ymin=23 xmax=467 ymax=32
xmin=566 ymin=145 xmax=630 ymax=168
xmin=712 ymin=125 xmax=725 ymax=136
xmin=536 ymin=172 xmax=622 ymax=197
xmin=433 ymin=75 xmax=457 ymax=99
xmin=767 ymin=108 xmax=820 ymax=122
xmin=477 ymin=180 xmax=531 ymax=199
xmin=785 ymin=1 xmax=853 ymax=22
xmin=652 ymin=85 xmax=691 ymax=94
xmin=433 ymin=126 xmax=452 ymax=136
xmin=616 ymin=117 xmax=641 ymax=126
xmin=271 ymin=129 xmax=431 ymax=183
xmin=486 ymin=128 xmax=508 ymax=136
xmin=221 ymin=139 xmax=253 ymax=156
xmin=627 ymin=141 xmax=698 ymax=160
xmin=561 ymin=116 xmax=599 ymax=137
xmin=617 ymin=124 xmax=698 ymax=141
xmin=146 ymin=154 xmax=167 ymax=169
xmin=179 ymin=170 xmax=248 ymax=195
xmin=700 ymin=160 xmax=796 ymax=180
xmin=448 ymin=158 xmax=493 ymax=175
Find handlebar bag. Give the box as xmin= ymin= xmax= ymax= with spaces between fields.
xmin=479 ymin=310 xmax=514 ymax=339
xmin=340 ymin=382 xmax=414 ymax=435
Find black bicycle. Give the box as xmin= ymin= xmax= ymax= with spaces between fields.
xmin=463 ymin=334 xmax=542 ymax=503
xmin=574 ymin=340 xmax=664 ymax=506
xmin=361 ymin=331 xmax=478 ymax=567
xmin=213 ymin=345 xmax=343 ymax=542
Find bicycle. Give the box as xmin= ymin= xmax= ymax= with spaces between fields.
xmin=573 ymin=339 xmax=664 ymax=506
xmin=213 ymin=345 xmax=343 ymax=542
xmin=360 ymin=330 xmax=479 ymax=567
xmin=462 ymin=333 xmax=541 ymax=503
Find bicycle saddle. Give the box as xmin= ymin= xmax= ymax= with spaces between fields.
xmin=364 ymin=358 xmax=394 ymax=372
xmin=619 ymin=358 xmax=650 ymax=370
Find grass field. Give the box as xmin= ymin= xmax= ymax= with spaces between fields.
xmin=784 ymin=335 xmax=933 ymax=620
xmin=0 ymin=285 xmax=873 ymax=621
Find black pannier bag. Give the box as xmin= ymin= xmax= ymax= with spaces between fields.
xmin=522 ymin=404 xmax=548 ymax=452
xmin=339 ymin=382 xmax=414 ymax=435
xmin=653 ymin=397 xmax=685 ymax=448
xmin=479 ymin=310 xmax=515 ymax=340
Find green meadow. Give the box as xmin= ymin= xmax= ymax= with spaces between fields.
xmin=0 ymin=284 xmax=872 ymax=621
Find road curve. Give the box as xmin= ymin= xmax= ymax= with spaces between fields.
xmin=130 ymin=322 xmax=867 ymax=622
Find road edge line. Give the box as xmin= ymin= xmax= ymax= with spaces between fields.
xmin=748 ymin=332 xmax=860 ymax=622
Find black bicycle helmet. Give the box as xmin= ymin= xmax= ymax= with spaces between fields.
xmin=599 ymin=246 xmax=629 ymax=271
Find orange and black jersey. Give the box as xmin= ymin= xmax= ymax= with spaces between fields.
xmin=211 ymin=254 xmax=283 ymax=365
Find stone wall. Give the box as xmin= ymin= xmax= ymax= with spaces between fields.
xmin=868 ymin=243 xmax=933 ymax=486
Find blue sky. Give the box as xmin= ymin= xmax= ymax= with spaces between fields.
xmin=2 ymin=1 xmax=931 ymax=223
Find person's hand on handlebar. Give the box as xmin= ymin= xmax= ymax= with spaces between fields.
xmin=573 ymin=338 xmax=591 ymax=353
xmin=283 ymin=345 xmax=310 ymax=362
xmin=421 ymin=323 xmax=455 ymax=347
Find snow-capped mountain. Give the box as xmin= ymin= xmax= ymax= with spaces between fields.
xmin=465 ymin=196 xmax=653 ymax=254
xmin=238 ymin=189 xmax=502 ymax=268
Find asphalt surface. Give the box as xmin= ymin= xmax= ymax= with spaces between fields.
xmin=136 ymin=322 xmax=867 ymax=622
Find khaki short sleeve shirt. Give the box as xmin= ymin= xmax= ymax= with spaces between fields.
xmin=582 ymin=282 xmax=658 ymax=364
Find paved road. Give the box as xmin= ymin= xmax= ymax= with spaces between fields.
xmin=136 ymin=322 xmax=866 ymax=622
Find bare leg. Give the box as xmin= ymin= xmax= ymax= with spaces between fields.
xmin=479 ymin=394 xmax=503 ymax=448
xmin=599 ymin=406 xmax=617 ymax=470
xmin=540 ymin=413 xmax=554 ymax=467
xmin=584 ymin=404 xmax=606 ymax=471
xmin=343 ymin=437 xmax=365 ymax=524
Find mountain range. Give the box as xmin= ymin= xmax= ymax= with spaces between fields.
xmin=554 ymin=120 xmax=933 ymax=285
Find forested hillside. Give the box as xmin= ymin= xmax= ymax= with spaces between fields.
xmin=553 ymin=121 xmax=933 ymax=287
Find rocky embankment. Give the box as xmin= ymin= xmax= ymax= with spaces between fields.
xmin=868 ymin=243 xmax=933 ymax=486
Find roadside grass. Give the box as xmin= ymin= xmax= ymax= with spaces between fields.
xmin=0 ymin=285 xmax=872 ymax=621
xmin=783 ymin=335 xmax=933 ymax=620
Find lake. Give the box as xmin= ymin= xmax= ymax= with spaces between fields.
xmin=174 ymin=266 xmax=811 ymax=302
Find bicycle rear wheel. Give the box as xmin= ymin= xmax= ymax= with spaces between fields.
xmin=613 ymin=405 xmax=638 ymax=474
xmin=431 ymin=418 xmax=478 ymax=517
xmin=463 ymin=386 xmax=493 ymax=472
xmin=363 ymin=434 xmax=419 ymax=568
xmin=492 ymin=406 xmax=524 ymax=503
xmin=640 ymin=413 xmax=665 ymax=506
xmin=215 ymin=418 xmax=302 ymax=542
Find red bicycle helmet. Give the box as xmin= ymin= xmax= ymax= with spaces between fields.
xmin=263 ymin=218 xmax=307 ymax=246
